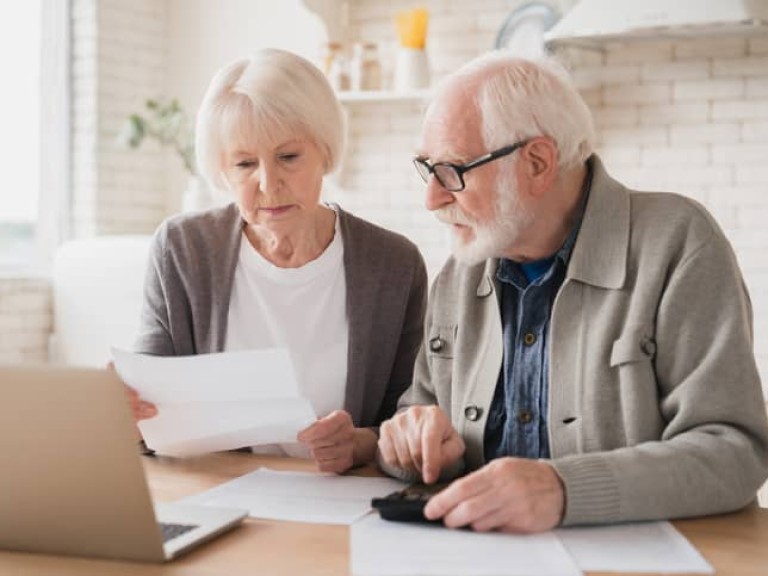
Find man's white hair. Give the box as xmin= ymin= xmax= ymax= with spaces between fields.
xmin=195 ymin=48 xmax=346 ymax=193
xmin=434 ymin=51 xmax=595 ymax=171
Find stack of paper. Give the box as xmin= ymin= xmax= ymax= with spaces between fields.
xmin=112 ymin=348 xmax=316 ymax=456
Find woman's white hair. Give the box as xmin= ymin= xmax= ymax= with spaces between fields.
xmin=196 ymin=48 xmax=346 ymax=193
xmin=439 ymin=51 xmax=595 ymax=171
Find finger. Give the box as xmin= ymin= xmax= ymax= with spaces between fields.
xmin=312 ymin=443 xmax=353 ymax=472
xmin=311 ymin=444 xmax=343 ymax=461
xmin=441 ymin=488 xmax=501 ymax=530
xmin=377 ymin=423 xmax=399 ymax=466
xmin=315 ymin=454 xmax=353 ymax=474
xmin=390 ymin=424 xmax=416 ymax=472
xmin=421 ymin=413 xmax=446 ymax=483
xmin=424 ymin=470 xmax=490 ymax=520
xmin=298 ymin=411 xmax=350 ymax=443
xmin=469 ymin=506 xmax=511 ymax=533
xmin=404 ymin=420 xmax=424 ymax=475
xmin=137 ymin=401 xmax=158 ymax=420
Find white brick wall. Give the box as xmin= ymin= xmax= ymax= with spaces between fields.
xmin=4 ymin=0 xmax=768 ymax=397
xmin=567 ymin=37 xmax=768 ymax=392
xmin=327 ymin=0 xmax=515 ymax=277
xmin=0 ymin=278 xmax=53 ymax=363
xmin=72 ymin=0 xmax=169 ymax=237
xmin=329 ymin=2 xmax=768 ymax=395
xmin=0 ymin=0 xmax=169 ymax=363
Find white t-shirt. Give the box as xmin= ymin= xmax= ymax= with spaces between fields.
xmin=224 ymin=212 xmax=348 ymax=458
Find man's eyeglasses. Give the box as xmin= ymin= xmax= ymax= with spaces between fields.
xmin=413 ymin=139 xmax=530 ymax=192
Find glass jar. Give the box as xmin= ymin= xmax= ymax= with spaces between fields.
xmin=350 ymin=42 xmax=381 ymax=92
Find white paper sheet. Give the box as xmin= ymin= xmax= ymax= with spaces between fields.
xmin=556 ymin=521 xmax=714 ymax=574
xmin=183 ymin=468 xmax=407 ymax=525
xmin=111 ymin=348 xmax=316 ymax=456
xmin=351 ymin=514 xmax=582 ymax=576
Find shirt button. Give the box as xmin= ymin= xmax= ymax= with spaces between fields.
xmin=523 ymin=332 xmax=536 ymax=346
xmin=464 ymin=405 xmax=482 ymax=422
xmin=517 ymin=409 xmax=533 ymax=424
xmin=429 ymin=337 xmax=443 ymax=352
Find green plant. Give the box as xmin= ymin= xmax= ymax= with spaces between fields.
xmin=119 ymin=98 xmax=196 ymax=175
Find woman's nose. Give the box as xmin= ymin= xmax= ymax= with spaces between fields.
xmin=257 ymin=162 xmax=280 ymax=195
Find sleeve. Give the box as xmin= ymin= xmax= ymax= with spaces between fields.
xmin=552 ymin=231 xmax=768 ymax=526
xmin=396 ymin=273 xmax=442 ymax=411
xmin=373 ymin=248 xmax=428 ymax=424
xmin=132 ymin=222 xmax=176 ymax=356
xmin=377 ymin=269 xmax=467 ymax=482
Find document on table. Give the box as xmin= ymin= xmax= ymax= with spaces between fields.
xmin=183 ymin=468 xmax=407 ymax=525
xmin=111 ymin=347 xmax=316 ymax=457
xmin=351 ymin=514 xmax=581 ymax=576
xmin=350 ymin=515 xmax=714 ymax=576
xmin=556 ymin=521 xmax=714 ymax=574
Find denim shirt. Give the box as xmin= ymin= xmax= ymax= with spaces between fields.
xmin=484 ymin=173 xmax=591 ymax=462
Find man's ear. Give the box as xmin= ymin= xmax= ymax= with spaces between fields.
xmin=520 ymin=137 xmax=558 ymax=197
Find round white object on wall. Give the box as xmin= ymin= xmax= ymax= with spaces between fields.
xmin=495 ymin=2 xmax=560 ymax=57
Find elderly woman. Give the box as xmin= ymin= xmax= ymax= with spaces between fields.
xmin=126 ymin=48 xmax=427 ymax=473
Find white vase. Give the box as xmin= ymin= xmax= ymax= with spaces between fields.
xmin=393 ymin=47 xmax=430 ymax=92
xmin=182 ymin=176 xmax=210 ymax=212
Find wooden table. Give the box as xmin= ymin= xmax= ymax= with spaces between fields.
xmin=1 ymin=451 xmax=767 ymax=575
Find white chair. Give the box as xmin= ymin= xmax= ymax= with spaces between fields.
xmin=51 ymin=236 xmax=152 ymax=367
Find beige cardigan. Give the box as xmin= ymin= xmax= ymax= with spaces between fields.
xmin=134 ymin=203 xmax=427 ymax=428
xmin=395 ymin=156 xmax=768 ymax=525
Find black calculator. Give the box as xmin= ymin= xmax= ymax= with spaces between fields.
xmin=371 ymin=486 xmax=444 ymax=524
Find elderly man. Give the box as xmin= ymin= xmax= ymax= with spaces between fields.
xmin=378 ymin=52 xmax=768 ymax=533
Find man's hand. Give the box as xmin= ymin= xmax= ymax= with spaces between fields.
xmin=298 ymin=410 xmax=376 ymax=474
xmin=424 ymin=457 xmax=565 ymax=533
xmin=378 ymin=406 xmax=465 ymax=484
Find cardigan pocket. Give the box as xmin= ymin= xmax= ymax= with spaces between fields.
xmin=610 ymin=328 xmax=656 ymax=366
xmin=608 ymin=326 xmax=661 ymax=444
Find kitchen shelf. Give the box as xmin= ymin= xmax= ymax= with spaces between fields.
xmin=336 ymin=89 xmax=432 ymax=103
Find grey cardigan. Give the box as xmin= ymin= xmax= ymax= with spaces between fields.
xmin=392 ymin=156 xmax=768 ymax=525
xmin=134 ymin=203 xmax=427 ymax=428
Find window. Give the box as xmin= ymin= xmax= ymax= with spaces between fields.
xmin=0 ymin=0 xmax=69 ymax=268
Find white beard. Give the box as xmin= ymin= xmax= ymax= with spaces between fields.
xmin=435 ymin=177 xmax=533 ymax=266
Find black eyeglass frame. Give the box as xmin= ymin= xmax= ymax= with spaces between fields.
xmin=413 ymin=139 xmax=531 ymax=192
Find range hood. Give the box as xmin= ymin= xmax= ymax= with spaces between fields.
xmin=545 ymin=0 xmax=768 ymax=46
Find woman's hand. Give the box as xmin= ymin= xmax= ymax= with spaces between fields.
xmin=108 ymin=361 xmax=157 ymax=422
xmin=297 ymin=410 xmax=378 ymax=474
xmin=125 ymin=385 xmax=158 ymax=421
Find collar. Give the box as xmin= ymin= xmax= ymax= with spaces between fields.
xmin=476 ymin=154 xmax=630 ymax=296
xmin=565 ymin=155 xmax=629 ymax=289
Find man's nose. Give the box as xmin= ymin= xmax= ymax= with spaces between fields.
xmin=424 ymin=176 xmax=454 ymax=211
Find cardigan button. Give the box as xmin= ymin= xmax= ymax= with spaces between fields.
xmin=464 ymin=405 xmax=482 ymax=422
xmin=641 ymin=337 xmax=656 ymax=357
xmin=429 ymin=337 xmax=444 ymax=352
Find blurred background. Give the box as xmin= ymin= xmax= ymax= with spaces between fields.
xmin=1 ymin=0 xmax=767 ymax=411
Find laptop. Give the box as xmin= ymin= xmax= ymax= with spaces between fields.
xmin=0 ymin=366 xmax=247 ymax=563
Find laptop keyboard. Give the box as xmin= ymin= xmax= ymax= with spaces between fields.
xmin=159 ymin=522 xmax=199 ymax=542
